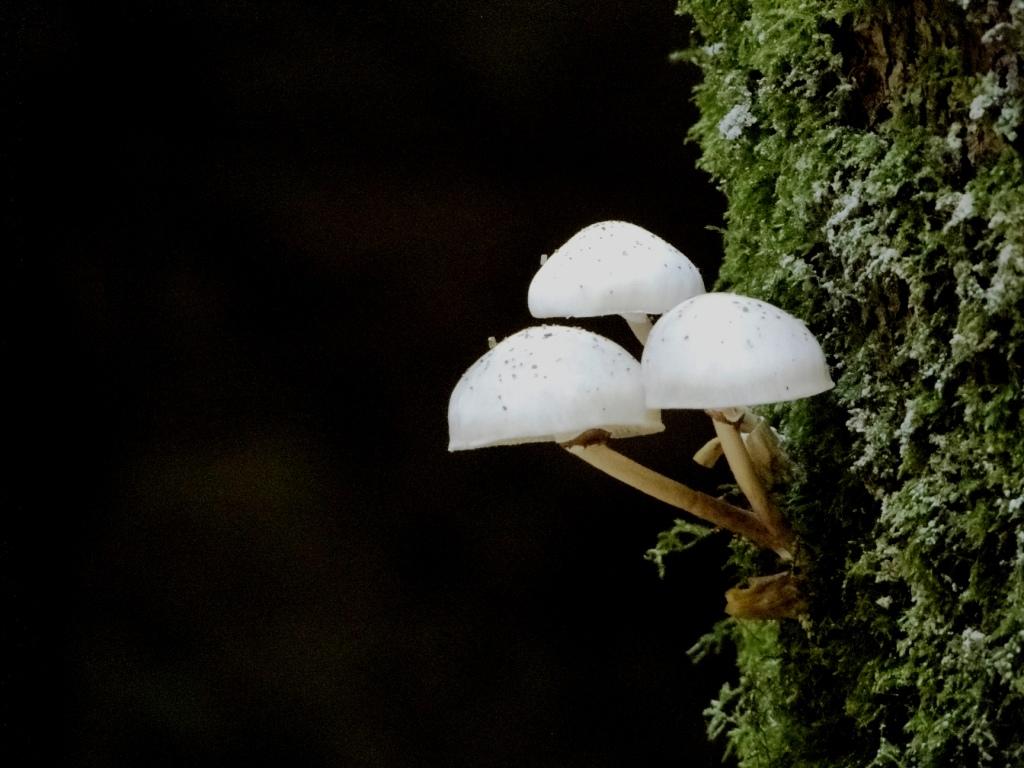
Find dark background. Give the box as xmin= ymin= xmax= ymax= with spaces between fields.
xmin=13 ymin=2 xmax=734 ymax=765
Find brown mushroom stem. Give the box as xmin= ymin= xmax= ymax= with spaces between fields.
xmin=693 ymin=436 xmax=724 ymax=468
xmin=564 ymin=443 xmax=782 ymax=551
xmin=744 ymin=419 xmax=790 ymax=483
xmin=734 ymin=408 xmax=760 ymax=433
xmin=695 ymin=425 xmax=787 ymax=474
xmin=710 ymin=412 xmax=793 ymax=553
xmin=692 ymin=409 xmax=763 ymax=468
xmin=725 ymin=572 xmax=806 ymax=619
xmin=621 ymin=313 xmax=652 ymax=345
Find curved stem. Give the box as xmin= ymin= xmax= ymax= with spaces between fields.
xmin=564 ymin=443 xmax=781 ymax=551
xmin=693 ymin=436 xmax=724 ymax=468
xmin=621 ymin=313 xmax=652 ymax=345
xmin=711 ymin=412 xmax=793 ymax=552
xmin=735 ymin=408 xmax=760 ymax=433
xmin=744 ymin=418 xmax=789 ymax=483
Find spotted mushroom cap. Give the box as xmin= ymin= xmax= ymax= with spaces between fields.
xmin=448 ymin=325 xmax=664 ymax=451
xmin=641 ymin=293 xmax=834 ymax=409
xmin=528 ymin=220 xmax=705 ymax=318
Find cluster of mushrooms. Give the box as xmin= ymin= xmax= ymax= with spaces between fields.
xmin=447 ymin=221 xmax=833 ymax=619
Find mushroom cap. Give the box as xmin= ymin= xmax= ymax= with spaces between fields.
xmin=528 ymin=220 xmax=705 ymax=318
xmin=448 ymin=325 xmax=664 ymax=451
xmin=642 ymin=293 xmax=834 ymax=409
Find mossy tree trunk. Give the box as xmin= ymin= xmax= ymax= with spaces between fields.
xmin=676 ymin=1 xmax=1024 ymax=765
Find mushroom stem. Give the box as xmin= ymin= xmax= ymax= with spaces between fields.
xmin=734 ymin=408 xmax=760 ymax=433
xmin=692 ymin=409 xmax=761 ymax=467
xmin=563 ymin=443 xmax=781 ymax=551
xmin=621 ymin=313 xmax=652 ymax=345
xmin=744 ymin=419 xmax=790 ymax=483
xmin=693 ymin=436 xmax=724 ymax=468
xmin=710 ymin=412 xmax=793 ymax=551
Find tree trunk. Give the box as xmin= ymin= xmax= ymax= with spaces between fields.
xmin=676 ymin=1 xmax=1024 ymax=764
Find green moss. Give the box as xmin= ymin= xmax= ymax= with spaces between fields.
xmin=670 ymin=0 xmax=1024 ymax=764
xmin=645 ymin=518 xmax=718 ymax=578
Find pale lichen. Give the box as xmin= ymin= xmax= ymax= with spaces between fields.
xmin=718 ymin=99 xmax=757 ymax=140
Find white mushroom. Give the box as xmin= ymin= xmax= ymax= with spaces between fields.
xmin=642 ymin=292 xmax=835 ymax=553
xmin=642 ymin=292 xmax=834 ymax=409
xmin=527 ymin=221 xmax=705 ymax=344
xmin=448 ymin=325 xmax=779 ymax=548
xmin=448 ymin=325 xmax=663 ymax=450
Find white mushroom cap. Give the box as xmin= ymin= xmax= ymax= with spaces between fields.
xmin=642 ymin=293 xmax=834 ymax=409
xmin=448 ymin=325 xmax=664 ymax=451
xmin=528 ymin=221 xmax=705 ymax=318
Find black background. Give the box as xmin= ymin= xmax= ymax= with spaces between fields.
xmin=13 ymin=2 xmax=734 ymax=765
